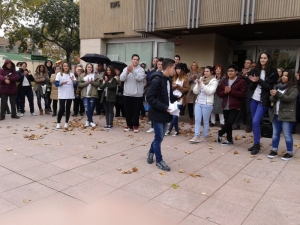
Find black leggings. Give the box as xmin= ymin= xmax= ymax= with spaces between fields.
xmin=188 ymin=103 xmax=194 ymax=119
xmin=219 ymin=109 xmax=240 ymax=142
xmin=57 ymin=99 xmax=72 ymax=123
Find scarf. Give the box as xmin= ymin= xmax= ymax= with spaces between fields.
xmin=202 ymin=75 xmax=214 ymax=85
xmin=276 ymin=83 xmax=287 ymax=91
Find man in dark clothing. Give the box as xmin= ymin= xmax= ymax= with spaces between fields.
xmin=146 ymin=57 xmax=158 ymax=83
xmin=0 ymin=59 xmax=20 ymax=120
xmin=95 ymin=63 xmax=105 ymax=115
xmin=146 ymin=58 xmax=176 ymax=171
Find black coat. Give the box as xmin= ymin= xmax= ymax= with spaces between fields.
xmin=248 ymin=68 xmax=278 ymax=106
xmin=18 ymin=69 xmax=34 ymax=89
xmin=146 ymin=71 xmax=176 ymax=123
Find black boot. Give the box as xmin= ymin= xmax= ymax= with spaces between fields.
xmin=52 ymin=110 xmax=57 ymax=117
xmin=250 ymin=144 xmax=260 ymax=155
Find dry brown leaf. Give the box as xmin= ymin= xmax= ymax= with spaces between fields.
xmin=174 ymin=147 xmax=178 ymax=149
xmin=132 ymin=167 xmax=138 ymax=172
xmin=98 ymin=140 xmax=107 ymax=144
xmin=189 ymin=173 xmax=203 ymax=178
xmin=120 ymin=153 xmax=125 ymax=156
xmin=201 ymin=192 xmax=207 ymax=195
xmin=185 ymin=150 xmax=190 ymax=154
xmin=179 ymin=169 xmax=185 ymax=173
xmin=159 ymin=172 xmax=166 ymax=175
xmin=35 ymin=142 xmax=40 ymax=146
xmin=234 ymin=135 xmax=242 ymax=140
xmin=210 ymin=151 xmax=214 ymax=154
xmin=44 ymin=143 xmax=51 ymax=145
xmin=57 ymin=142 xmax=62 ymax=146
xmin=211 ymin=138 xmax=217 ymax=142
xmin=208 ymin=146 xmax=213 ymax=149
xmin=257 ymin=158 xmax=262 ymax=160
xmin=92 ymin=145 xmax=98 ymax=149
xmin=23 ymin=199 xmax=31 ymax=203
xmin=294 ymin=143 xmax=300 ymax=148
xmin=244 ymin=178 xmax=250 ymax=183
xmin=6 ymin=148 xmax=13 ymax=151
xmin=122 ymin=170 xmax=132 ymax=174
xmin=117 ymin=168 xmax=122 ymax=171
xmin=232 ymin=150 xmax=239 ymax=155
xmin=83 ymin=154 xmax=92 ymax=159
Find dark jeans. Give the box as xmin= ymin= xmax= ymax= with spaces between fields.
xmin=188 ymin=103 xmax=194 ymax=119
xmin=168 ymin=104 xmax=183 ymax=133
xmin=19 ymin=88 xmax=34 ymax=113
xmin=1 ymin=95 xmax=17 ymax=117
xmin=52 ymin=99 xmax=58 ymax=112
xmin=115 ymin=103 xmax=125 ymax=117
xmin=235 ymin=97 xmax=252 ymax=128
xmin=57 ymin=99 xmax=72 ymax=123
xmin=95 ymin=90 xmax=105 ymax=114
xmin=103 ymin=100 xmax=115 ymax=125
xmin=149 ymin=121 xmax=168 ymax=163
xmin=48 ymin=90 xmax=52 ymax=110
xmin=83 ymin=97 xmax=96 ymax=123
xmin=140 ymin=102 xmax=146 ymax=117
xmin=16 ymin=95 xmax=21 ymax=111
xmin=123 ymin=96 xmax=143 ymax=128
xmin=36 ymin=91 xmax=49 ymax=110
xmin=219 ymin=109 xmax=240 ymax=142
xmin=73 ymin=98 xmax=84 ymax=114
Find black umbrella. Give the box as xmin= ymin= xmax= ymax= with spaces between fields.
xmin=80 ymin=54 xmax=111 ymax=64
xmin=109 ymin=61 xmax=127 ymax=71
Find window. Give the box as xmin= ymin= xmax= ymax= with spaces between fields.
xmin=157 ymin=42 xmax=174 ymax=59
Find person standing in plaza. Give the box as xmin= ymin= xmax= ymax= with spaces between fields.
xmin=18 ymin=62 xmax=36 ymax=117
xmin=72 ymin=66 xmax=85 ymax=117
xmin=0 ymin=59 xmax=20 ymax=120
xmin=268 ymin=69 xmax=298 ymax=160
xmin=95 ymin=63 xmax=105 ymax=115
xmin=50 ymin=65 xmax=60 ymax=117
xmin=216 ymin=64 xmax=247 ymax=145
xmin=120 ymin=54 xmax=146 ymax=133
xmin=55 ymin=62 xmax=77 ymax=129
xmin=247 ymin=52 xmax=278 ymax=155
xmin=146 ymin=57 xmax=158 ymax=83
xmin=189 ymin=66 xmax=218 ymax=143
xmin=146 ymin=58 xmax=177 ymax=171
xmin=44 ymin=60 xmax=55 ymax=112
xmin=114 ymin=67 xmax=125 ymax=118
xmin=78 ymin=63 xmax=100 ymax=128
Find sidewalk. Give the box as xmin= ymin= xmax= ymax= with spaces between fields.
xmin=0 ymin=107 xmax=300 ymax=225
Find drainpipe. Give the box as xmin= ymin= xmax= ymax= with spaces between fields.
xmin=245 ymin=0 xmax=250 ymax=24
xmin=251 ymin=0 xmax=256 ymax=24
xmin=195 ymin=0 xmax=200 ymax=28
xmin=145 ymin=0 xmax=149 ymax=32
xmin=187 ymin=0 xmax=192 ymax=28
xmin=240 ymin=0 xmax=245 ymax=25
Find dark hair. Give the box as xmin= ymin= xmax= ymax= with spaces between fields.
xmin=227 ymin=64 xmax=239 ymax=71
xmin=140 ymin=63 xmax=146 ymax=66
xmin=16 ymin=62 xmax=22 ymax=67
xmin=282 ymin=69 xmax=297 ymax=91
xmin=21 ymin=62 xmax=27 ymax=66
xmin=205 ymin=66 xmax=214 ymax=73
xmin=104 ymin=65 xmax=116 ymax=80
xmin=174 ymin=55 xmax=180 ymax=60
xmin=245 ymin=58 xmax=253 ymax=64
xmin=158 ymin=57 xmax=164 ymax=62
xmin=131 ymin=54 xmax=140 ymax=60
xmin=55 ymin=65 xmax=61 ymax=70
xmin=162 ymin=58 xmax=175 ymax=70
xmin=256 ymin=52 xmax=274 ymax=78
xmin=214 ymin=64 xmax=224 ymax=74
xmin=85 ymin=63 xmax=93 ymax=74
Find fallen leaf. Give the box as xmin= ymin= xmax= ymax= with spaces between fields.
xmin=98 ymin=140 xmax=107 ymax=144
xmin=185 ymin=150 xmax=190 ymax=154
xmin=57 ymin=142 xmax=62 ymax=146
xmin=122 ymin=170 xmax=132 ymax=174
xmin=244 ymin=178 xmax=250 ymax=183
xmin=6 ymin=148 xmax=13 ymax=151
xmin=35 ymin=142 xmax=40 ymax=146
xmin=171 ymin=184 xmax=179 ymax=189
xmin=294 ymin=143 xmax=300 ymax=148
xmin=210 ymin=151 xmax=214 ymax=154
xmin=23 ymin=199 xmax=31 ymax=203
xmin=83 ymin=154 xmax=92 ymax=159
xmin=208 ymin=146 xmax=213 ymax=149
xmin=257 ymin=158 xmax=262 ymax=160
xmin=120 ymin=153 xmax=125 ymax=156
xmin=159 ymin=172 xmax=166 ymax=175
xmin=44 ymin=143 xmax=51 ymax=145
xmin=232 ymin=150 xmax=239 ymax=155
xmin=234 ymin=135 xmax=242 ymax=140
xmin=174 ymin=147 xmax=178 ymax=149
xmin=117 ymin=168 xmax=122 ymax=171
xmin=92 ymin=145 xmax=98 ymax=149
xmin=178 ymin=169 xmax=185 ymax=173
xmin=132 ymin=167 xmax=138 ymax=172
xmin=201 ymin=192 xmax=207 ymax=195
xmin=189 ymin=173 xmax=204 ymax=178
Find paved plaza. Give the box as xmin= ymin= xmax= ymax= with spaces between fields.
xmin=0 ymin=105 xmax=300 ymax=225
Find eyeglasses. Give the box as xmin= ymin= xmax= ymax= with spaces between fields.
xmin=227 ymin=69 xmax=235 ymax=72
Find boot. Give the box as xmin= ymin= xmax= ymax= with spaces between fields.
xmin=39 ymin=109 xmax=43 ymax=115
xmin=248 ymin=144 xmax=260 ymax=155
xmin=189 ymin=118 xmax=194 ymax=125
xmin=45 ymin=109 xmax=50 ymax=115
xmin=52 ymin=110 xmax=57 ymax=117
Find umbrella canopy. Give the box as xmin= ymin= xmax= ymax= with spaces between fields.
xmin=108 ymin=61 xmax=127 ymax=71
xmin=80 ymin=54 xmax=111 ymax=64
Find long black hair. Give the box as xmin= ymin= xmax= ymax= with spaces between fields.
xmin=255 ymin=52 xmax=275 ymax=78
xmin=282 ymin=69 xmax=298 ymax=91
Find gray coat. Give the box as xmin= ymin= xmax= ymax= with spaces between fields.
xmin=269 ymin=85 xmax=298 ymax=122
xmin=212 ymin=76 xmax=225 ymax=114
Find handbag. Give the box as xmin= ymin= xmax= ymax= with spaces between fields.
xmin=260 ymin=117 xmax=272 ymax=138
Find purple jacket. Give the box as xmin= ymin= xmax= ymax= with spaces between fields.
xmin=0 ymin=59 xmax=19 ymax=95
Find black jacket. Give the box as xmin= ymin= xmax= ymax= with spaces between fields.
xmin=146 ymin=71 xmax=176 ymax=123
xmin=18 ymin=69 xmax=34 ymax=89
xmin=248 ymin=68 xmax=278 ymax=106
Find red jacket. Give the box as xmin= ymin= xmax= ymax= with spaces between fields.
xmin=0 ymin=59 xmax=19 ymax=95
xmin=217 ymin=76 xmax=247 ymax=110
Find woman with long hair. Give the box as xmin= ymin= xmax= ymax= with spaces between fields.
xmin=268 ymin=69 xmax=298 ymax=160
xmin=50 ymin=65 xmax=60 ymax=116
xmin=165 ymin=63 xmax=189 ymax=136
xmin=34 ymin=65 xmax=51 ymax=115
xmin=187 ymin=62 xmax=201 ymax=125
xmin=44 ymin=60 xmax=55 ymax=112
xmin=248 ymin=52 xmax=278 ymax=155
xmin=78 ymin=63 xmax=100 ymax=127
xmin=210 ymin=65 xmax=225 ymax=128
xmin=100 ymin=65 xmax=118 ymax=129
xmin=189 ymin=66 xmax=218 ymax=143
xmin=55 ymin=62 xmax=77 ymax=129
xmin=114 ymin=68 xmax=125 ymax=118
xmin=72 ymin=66 xmax=85 ymax=117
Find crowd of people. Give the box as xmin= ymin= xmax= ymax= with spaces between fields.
xmin=0 ymin=53 xmax=300 ymax=171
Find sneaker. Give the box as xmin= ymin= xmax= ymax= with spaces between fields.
xmin=64 ymin=123 xmax=68 ymax=128
xmin=268 ymin=150 xmax=278 ymax=159
xmin=189 ymin=136 xmax=200 ymax=143
xmin=108 ymin=125 xmax=113 ymax=128
xmin=124 ymin=126 xmax=132 ymax=132
xmin=172 ymin=132 xmax=180 ymax=137
xmin=85 ymin=121 xmax=90 ymax=127
xmin=217 ymin=131 xmax=222 ymax=143
xmin=11 ymin=116 xmax=20 ymax=119
xmin=147 ymin=152 xmax=154 ymax=164
xmin=146 ymin=128 xmax=154 ymax=133
xmin=133 ymin=126 xmax=139 ymax=133
xmin=20 ymin=113 xmax=24 ymax=117
xmin=90 ymin=122 xmax=96 ymax=128
xmin=104 ymin=125 xmax=109 ymax=129
xmin=281 ymin=153 xmax=293 ymax=161
xmin=165 ymin=130 xmax=171 ymax=136
xmin=31 ymin=112 xmax=37 ymax=116
xmin=221 ymin=140 xmax=234 ymax=146
xmin=72 ymin=113 xmax=78 ymax=117
xmin=250 ymin=144 xmax=260 ymax=155
xmin=56 ymin=124 xmax=61 ymax=129
xmin=156 ymin=160 xmax=170 ymax=171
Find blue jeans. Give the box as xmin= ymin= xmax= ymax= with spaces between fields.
xmin=149 ymin=122 xmax=168 ymax=163
xmin=194 ymin=103 xmax=213 ymax=138
xmin=272 ymin=114 xmax=293 ymax=154
xmin=37 ymin=96 xmax=49 ymax=110
xmin=83 ymin=97 xmax=96 ymax=122
xmin=19 ymin=88 xmax=34 ymax=113
xmin=250 ymin=99 xmax=267 ymax=144
xmin=168 ymin=104 xmax=182 ymax=133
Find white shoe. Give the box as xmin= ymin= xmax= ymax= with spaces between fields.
xmin=85 ymin=121 xmax=90 ymax=127
xmin=56 ymin=124 xmax=61 ymax=129
xmin=64 ymin=123 xmax=68 ymax=128
xmin=146 ymin=128 xmax=154 ymax=133
xmin=189 ymin=136 xmax=200 ymax=143
xmin=31 ymin=112 xmax=37 ymax=116
xmin=20 ymin=113 xmax=24 ymax=117
xmin=90 ymin=122 xmax=96 ymax=127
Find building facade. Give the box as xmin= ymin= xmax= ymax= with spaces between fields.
xmin=80 ymin=0 xmax=300 ymax=71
